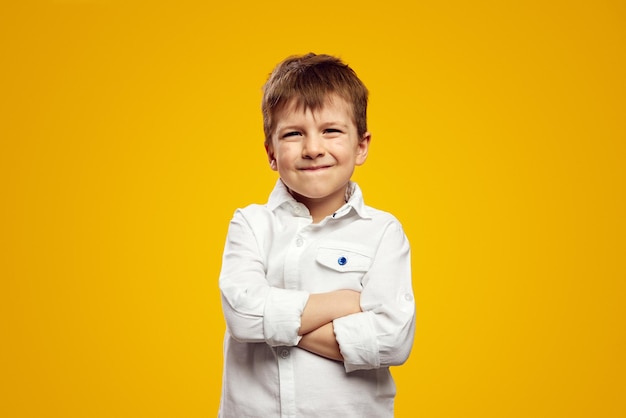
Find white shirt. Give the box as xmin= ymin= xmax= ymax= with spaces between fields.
xmin=218 ymin=179 xmax=416 ymax=418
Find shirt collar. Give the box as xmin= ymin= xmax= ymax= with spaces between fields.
xmin=266 ymin=179 xmax=372 ymax=220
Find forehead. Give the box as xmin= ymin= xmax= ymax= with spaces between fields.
xmin=275 ymin=94 xmax=354 ymax=124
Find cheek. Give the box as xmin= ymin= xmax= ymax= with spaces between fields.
xmin=334 ymin=145 xmax=359 ymax=162
xmin=276 ymin=144 xmax=300 ymax=161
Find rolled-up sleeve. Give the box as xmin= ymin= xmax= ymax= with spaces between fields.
xmin=219 ymin=210 xmax=309 ymax=346
xmin=333 ymin=220 xmax=416 ymax=372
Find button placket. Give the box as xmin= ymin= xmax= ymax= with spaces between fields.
xmin=283 ymin=224 xmax=308 ymax=289
xmin=276 ymin=346 xmax=296 ymax=417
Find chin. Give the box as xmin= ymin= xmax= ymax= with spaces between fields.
xmin=290 ymin=187 xmax=331 ymax=200
xmin=297 ymin=191 xmax=328 ymax=200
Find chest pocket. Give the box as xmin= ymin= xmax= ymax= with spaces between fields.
xmin=316 ymin=247 xmax=372 ymax=273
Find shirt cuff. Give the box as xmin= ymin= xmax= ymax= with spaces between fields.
xmin=263 ymin=288 xmax=309 ymax=347
xmin=333 ymin=311 xmax=380 ymax=372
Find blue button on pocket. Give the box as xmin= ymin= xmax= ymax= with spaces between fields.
xmin=317 ymin=247 xmax=371 ymax=272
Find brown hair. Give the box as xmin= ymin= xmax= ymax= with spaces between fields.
xmin=262 ymin=53 xmax=369 ymax=145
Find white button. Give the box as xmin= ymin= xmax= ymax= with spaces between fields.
xmin=404 ymin=293 xmax=413 ymax=302
xmin=294 ymin=206 xmax=301 ymax=214
xmin=280 ymin=349 xmax=290 ymax=358
xmin=296 ymin=238 xmax=304 ymax=247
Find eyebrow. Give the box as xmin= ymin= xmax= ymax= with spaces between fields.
xmin=277 ymin=124 xmax=302 ymax=130
xmin=319 ymin=121 xmax=349 ymax=127
xmin=276 ymin=123 xmax=349 ymax=135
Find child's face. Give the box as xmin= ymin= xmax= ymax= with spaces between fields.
xmin=266 ymin=95 xmax=370 ymax=210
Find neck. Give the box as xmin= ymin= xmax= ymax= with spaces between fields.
xmin=290 ymin=186 xmax=348 ymax=223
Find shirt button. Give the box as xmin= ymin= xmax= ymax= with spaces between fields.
xmin=294 ymin=206 xmax=301 ymax=214
xmin=404 ymin=293 xmax=413 ymax=302
xmin=296 ymin=238 xmax=304 ymax=247
xmin=280 ymin=349 xmax=290 ymax=358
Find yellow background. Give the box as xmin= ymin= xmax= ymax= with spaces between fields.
xmin=2 ymin=1 xmax=625 ymax=417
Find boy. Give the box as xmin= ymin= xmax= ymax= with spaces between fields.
xmin=218 ymin=53 xmax=416 ymax=417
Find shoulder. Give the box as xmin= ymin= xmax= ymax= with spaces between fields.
xmin=340 ymin=204 xmax=409 ymax=250
xmin=230 ymin=203 xmax=275 ymax=227
xmin=362 ymin=204 xmax=405 ymax=231
xmin=234 ymin=203 xmax=269 ymax=217
xmin=224 ymin=204 xmax=278 ymax=250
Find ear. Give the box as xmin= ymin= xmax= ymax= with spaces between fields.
xmin=355 ymin=132 xmax=371 ymax=166
xmin=265 ymin=143 xmax=278 ymax=171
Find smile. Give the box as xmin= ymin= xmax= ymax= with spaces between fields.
xmin=299 ymin=165 xmax=332 ymax=171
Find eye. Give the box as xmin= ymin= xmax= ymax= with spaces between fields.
xmin=323 ymin=128 xmax=343 ymax=136
xmin=281 ymin=131 xmax=301 ymax=139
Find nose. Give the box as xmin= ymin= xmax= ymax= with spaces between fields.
xmin=302 ymin=134 xmax=325 ymax=159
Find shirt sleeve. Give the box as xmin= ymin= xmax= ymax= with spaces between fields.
xmin=333 ymin=219 xmax=416 ymax=372
xmin=219 ymin=209 xmax=309 ymax=347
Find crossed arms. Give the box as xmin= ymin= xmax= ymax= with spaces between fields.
xmin=298 ymin=290 xmax=362 ymax=360
xmin=219 ymin=208 xmax=415 ymax=371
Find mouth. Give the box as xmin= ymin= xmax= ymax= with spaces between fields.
xmin=299 ymin=165 xmax=332 ymax=171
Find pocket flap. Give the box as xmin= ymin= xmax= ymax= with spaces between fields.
xmin=316 ymin=247 xmax=372 ymax=272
